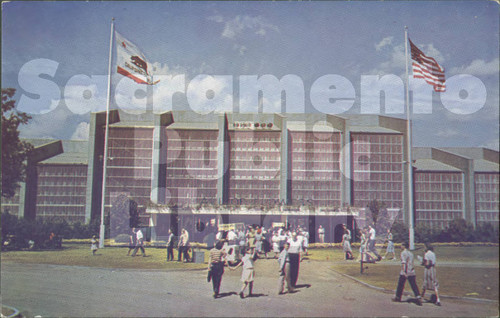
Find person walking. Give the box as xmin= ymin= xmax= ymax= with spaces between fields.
xmin=368 ymin=225 xmax=381 ymax=261
xmin=383 ymin=229 xmax=396 ymax=260
xmin=230 ymin=247 xmax=258 ymax=299
xmin=127 ymin=228 xmax=136 ymax=256
xmin=287 ymin=232 xmax=302 ymax=287
xmin=392 ymin=242 xmax=422 ymax=306
xmin=420 ymin=243 xmax=441 ymax=306
xmin=131 ymin=228 xmax=146 ymax=257
xmin=341 ymin=225 xmax=354 ymax=260
xmin=166 ymin=229 xmax=174 ymax=261
xmin=178 ymin=228 xmax=190 ymax=262
xmin=278 ymin=242 xmax=294 ymax=294
xmin=357 ymin=228 xmax=368 ymax=262
xmin=207 ymin=240 xmax=228 ymax=299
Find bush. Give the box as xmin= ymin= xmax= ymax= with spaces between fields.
xmin=114 ymin=234 xmax=131 ymax=243
xmin=391 ymin=222 xmax=408 ymax=243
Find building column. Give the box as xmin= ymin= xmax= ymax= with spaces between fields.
xmin=275 ymin=114 xmax=289 ymax=204
xmin=17 ymin=181 xmax=27 ymax=219
xmin=151 ymin=112 xmax=174 ymax=205
xmin=85 ymin=110 xmax=120 ymax=224
xmin=21 ymin=140 xmax=63 ymax=221
xmin=463 ymin=162 xmax=476 ymax=227
xmin=217 ymin=113 xmax=229 ymax=205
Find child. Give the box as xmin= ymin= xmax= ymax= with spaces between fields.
xmin=91 ymin=235 xmax=98 ymax=255
xmin=230 ymin=247 xmax=257 ymax=299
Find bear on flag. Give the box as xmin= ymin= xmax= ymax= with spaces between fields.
xmin=115 ymin=31 xmax=155 ymax=85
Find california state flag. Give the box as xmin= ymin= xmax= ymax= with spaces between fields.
xmin=115 ymin=31 xmax=154 ymax=85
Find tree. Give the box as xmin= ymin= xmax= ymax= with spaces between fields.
xmin=109 ymin=194 xmax=140 ymax=238
xmin=1 ymin=88 xmax=33 ymax=198
xmin=367 ymin=199 xmax=387 ymax=225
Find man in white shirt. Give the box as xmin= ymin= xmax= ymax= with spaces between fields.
xmin=317 ymin=225 xmax=325 ymax=243
xmin=392 ymin=242 xmax=422 ymax=305
xmin=368 ymin=225 xmax=381 ymax=260
xmin=131 ymin=228 xmax=146 ymax=257
xmin=287 ymin=232 xmax=302 ymax=287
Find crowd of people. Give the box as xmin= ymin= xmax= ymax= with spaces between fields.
xmin=112 ymin=223 xmax=441 ymax=306
xmin=207 ymin=224 xmax=310 ymax=299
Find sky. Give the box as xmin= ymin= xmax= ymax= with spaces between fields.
xmin=2 ymin=1 xmax=499 ymax=150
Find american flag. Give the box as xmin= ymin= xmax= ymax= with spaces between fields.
xmin=410 ymin=39 xmax=446 ymax=92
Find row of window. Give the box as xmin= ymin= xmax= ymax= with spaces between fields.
xmin=291 ymin=176 xmax=341 ymax=182
xmin=351 ymin=134 xmax=403 ymax=144
xmin=415 ymin=173 xmax=463 ymax=183
xmin=415 ymin=202 xmax=463 ymax=210
xmin=416 ymin=211 xmax=463 ymax=220
xmin=352 ymin=172 xmax=403 ymax=181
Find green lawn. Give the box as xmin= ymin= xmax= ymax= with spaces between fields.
xmin=2 ymin=244 xmax=498 ymax=301
xmin=1 ymin=245 xmax=208 ymax=270
xmin=333 ymin=264 xmax=499 ymax=301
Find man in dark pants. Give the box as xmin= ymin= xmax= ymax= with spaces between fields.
xmin=166 ymin=229 xmax=174 ymax=261
xmin=127 ymin=228 xmax=137 ymax=256
xmin=131 ymin=228 xmax=146 ymax=257
xmin=392 ymin=242 xmax=422 ymax=305
xmin=207 ymin=241 xmax=227 ymax=298
xmin=287 ymin=232 xmax=302 ymax=287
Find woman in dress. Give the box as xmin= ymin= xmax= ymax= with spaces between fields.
xmin=383 ymin=229 xmax=395 ymax=260
xmin=230 ymin=247 xmax=258 ymax=298
xmin=357 ymin=228 xmax=367 ymax=262
xmin=341 ymin=227 xmax=353 ymax=260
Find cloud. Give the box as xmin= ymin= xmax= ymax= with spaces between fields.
xmin=481 ymin=138 xmax=499 ymax=151
xmin=451 ymin=58 xmax=499 ymax=76
xmin=19 ymin=104 xmax=78 ymax=140
xmin=208 ymin=15 xmax=279 ymax=39
xmin=186 ymin=75 xmax=233 ymax=114
xmin=233 ymin=44 xmax=248 ymax=56
xmin=369 ymin=43 xmax=405 ymax=76
xmin=435 ymin=128 xmax=460 ymax=137
xmin=63 ymin=82 xmax=107 ymax=114
xmin=375 ymin=36 xmax=393 ymax=51
xmin=369 ymin=41 xmax=445 ymax=77
xmin=71 ymin=122 xmax=89 ymax=140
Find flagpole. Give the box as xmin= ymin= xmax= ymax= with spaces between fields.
xmin=99 ymin=18 xmax=115 ymax=249
xmin=404 ymin=26 xmax=415 ymax=250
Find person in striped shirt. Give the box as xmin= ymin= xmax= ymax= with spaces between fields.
xmin=207 ymin=240 xmax=228 ymax=299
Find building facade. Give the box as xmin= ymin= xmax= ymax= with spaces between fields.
xmin=3 ymin=111 xmax=498 ymax=241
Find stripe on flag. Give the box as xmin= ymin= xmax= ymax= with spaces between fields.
xmin=409 ymin=39 xmax=446 ymax=92
xmin=115 ymin=31 xmax=154 ymax=85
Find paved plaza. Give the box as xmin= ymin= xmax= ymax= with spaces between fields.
xmin=2 ymin=258 xmax=498 ymax=317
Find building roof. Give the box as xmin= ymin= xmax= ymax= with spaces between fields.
xmin=413 ymin=159 xmax=462 ymax=172
xmin=110 ymin=121 xmax=155 ymax=128
xmin=473 ymin=159 xmax=500 ymax=172
xmin=167 ymin=122 xmax=219 ymax=130
xmin=41 ymin=140 xmax=88 ymax=165
xmin=348 ymin=126 xmax=401 ymax=134
xmin=287 ymin=121 xmax=342 ymax=133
